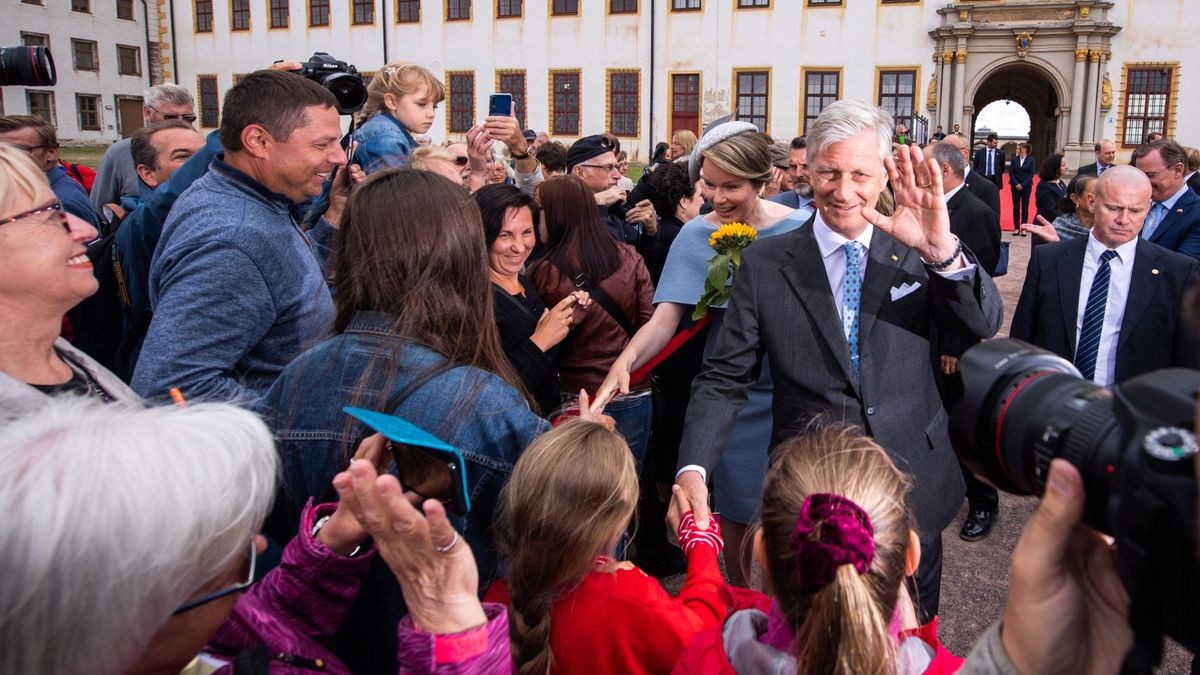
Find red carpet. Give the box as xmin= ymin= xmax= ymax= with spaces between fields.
xmin=998 ymin=175 xmax=1043 ymax=232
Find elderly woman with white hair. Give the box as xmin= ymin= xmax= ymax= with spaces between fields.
xmin=0 ymin=397 xmax=512 ymax=674
xmin=593 ymin=122 xmax=806 ymax=585
xmin=0 ymin=143 xmax=139 ymax=414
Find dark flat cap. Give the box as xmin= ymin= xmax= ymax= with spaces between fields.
xmin=566 ymin=135 xmax=616 ymax=170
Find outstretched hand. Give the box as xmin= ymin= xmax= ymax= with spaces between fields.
xmin=1021 ymin=215 xmax=1060 ymax=243
xmin=863 ymin=144 xmax=960 ymax=268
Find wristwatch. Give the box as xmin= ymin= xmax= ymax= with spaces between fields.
xmin=510 ymin=147 xmax=530 ymax=160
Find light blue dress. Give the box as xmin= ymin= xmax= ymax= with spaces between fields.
xmin=655 ymin=207 xmax=811 ymax=521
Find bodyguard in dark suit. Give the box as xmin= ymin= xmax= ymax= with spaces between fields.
xmin=1008 ymin=143 xmax=1036 ymax=229
xmin=1076 ymin=139 xmax=1117 ymax=177
xmin=971 ymin=133 xmax=1006 ymax=190
xmin=672 ymin=102 xmax=1003 ymax=621
xmin=1010 ymin=166 xmax=1200 ymax=386
xmin=927 ymin=141 xmax=1002 ymax=540
xmin=1131 ymin=139 xmax=1200 ymax=260
xmin=945 ymin=133 xmax=1001 ymax=217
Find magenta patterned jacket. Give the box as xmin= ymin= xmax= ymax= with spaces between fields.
xmin=201 ymin=501 xmax=514 ymax=674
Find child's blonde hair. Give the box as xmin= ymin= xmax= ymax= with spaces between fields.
xmin=760 ymin=425 xmax=916 ymax=675
xmin=362 ymin=62 xmax=445 ymax=118
xmin=496 ymin=419 xmax=639 ymax=675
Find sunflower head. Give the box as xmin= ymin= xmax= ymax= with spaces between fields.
xmin=708 ymin=222 xmax=757 ymax=254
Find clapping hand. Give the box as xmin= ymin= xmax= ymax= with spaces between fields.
xmin=331 ymin=458 xmax=487 ymax=635
xmin=863 ymin=143 xmax=961 ymax=269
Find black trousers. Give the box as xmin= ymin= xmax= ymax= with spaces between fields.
xmin=910 ymin=531 xmax=943 ymax=623
xmin=1011 ymin=184 xmax=1032 ymax=228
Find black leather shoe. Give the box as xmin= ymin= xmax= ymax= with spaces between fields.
xmin=959 ymin=508 xmax=997 ymax=541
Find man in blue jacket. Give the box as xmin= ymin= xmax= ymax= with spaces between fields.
xmin=131 ymin=70 xmax=346 ymax=405
xmin=0 ymin=115 xmax=101 ymax=231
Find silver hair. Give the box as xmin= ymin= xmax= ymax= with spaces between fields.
xmin=806 ymin=100 xmax=894 ymax=166
xmin=143 ymin=83 xmax=194 ymax=109
xmin=931 ymin=142 xmax=966 ymax=178
xmin=0 ymin=397 xmax=279 ymax=675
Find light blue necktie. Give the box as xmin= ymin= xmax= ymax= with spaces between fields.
xmin=1074 ymin=249 xmax=1119 ymax=382
xmin=842 ymin=241 xmax=864 ymax=383
xmin=1142 ymin=202 xmax=1168 ymax=240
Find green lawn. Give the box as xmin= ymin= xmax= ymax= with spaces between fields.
xmin=627 ymin=162 xmax=646 ymax=182
xmin=58 ymin=146 xmax=110 ymax=170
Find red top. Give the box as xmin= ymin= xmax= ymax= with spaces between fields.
xmin=488 ymin=546 xmax=728 ymax=674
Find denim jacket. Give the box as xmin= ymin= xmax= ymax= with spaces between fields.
xmin=260 ymin=311 xmax=546 ymax=674
xmin=352 ymin=111 xmax=417 ymax=174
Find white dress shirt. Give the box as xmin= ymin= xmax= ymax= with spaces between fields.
xmin=1075 ymin=233 xmax=1139 ymax=387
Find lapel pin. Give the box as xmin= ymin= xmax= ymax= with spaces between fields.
xmin=890 ymin=254 xmax=899 ymax=262
xmin=1176 ymin=208 xmax=1184 ymax=213
xmin=1152 ymin=268 xmax=1160 ymax=275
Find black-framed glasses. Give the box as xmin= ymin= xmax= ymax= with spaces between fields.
xmin=0 ymin=199 xmax=69 ymax=232
xmin=173 ymin=538 xmax=257 ymax=615
xmin=147 ymin=105 xmax=198 ymax=124
xmin=580 ymin=163 xmax=620 ymax=172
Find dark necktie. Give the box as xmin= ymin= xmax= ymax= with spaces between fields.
xmin=1074 ymin=249 xmax=1119 ymax=381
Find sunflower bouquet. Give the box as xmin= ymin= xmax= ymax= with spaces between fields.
xmin=693 ymin=222 xmax=757 ymax=320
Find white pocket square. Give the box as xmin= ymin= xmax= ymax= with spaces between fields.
xmin=890 ymin=281 xmax=922 ymax=301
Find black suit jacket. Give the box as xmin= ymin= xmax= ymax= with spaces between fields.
xmin=1076 ymin=162 xmax=1110 ymax=177
xmin=947 ymin=186 xmax=1001 ymax=275
xmin=679 ymin=219 xmax=1004 ymax=536
xmin=1188 ymin=172 xmax=1200 ymax=195
xmin=1010 ymin=237 xmax=1200 ymax=382
xmin=972 ymin=147 xmax=1006 ymax=188
xmin=1008 ymin=155 xmax=1035 ymax=190
xmin=1035 ymin=180 xmax=1066 ymax=221
xmin=964 ymin=169 xmax=1002 ymax=216
xmin=1145 ymin=187 xmax=1200 ymax=260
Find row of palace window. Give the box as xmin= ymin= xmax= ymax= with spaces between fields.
xmin=20 ymin=32 xmax=142 ymax=77
xmin=15 ymin=91 xmax=105 ymax=132
xmin=192 ymin=0 xmax=917 ymax=30
xmin=21 ymin=0 xmax=137 ymax=18
xmin=178 ymin=66 xmax=1175 ymax=148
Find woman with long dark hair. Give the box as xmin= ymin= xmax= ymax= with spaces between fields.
xmin=529 ymin=176 xmax=655 ymax=465
xmin=476 ymin=183 xmax=587 ymax=415
xmin=262 ymin=169 xmax=548 ymax=674
xmin=1035 ymin=153 xmax=1068 ymax=223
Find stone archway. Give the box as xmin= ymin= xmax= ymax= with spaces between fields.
xmin=970 ymin=61 xmax=1063 ymax=162
xmin=928 ymin=0 xmax=1122 ymax=171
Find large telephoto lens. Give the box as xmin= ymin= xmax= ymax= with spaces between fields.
xmin=949 ymin=339 xmax=1124 ymax=531
xmin=0 ymin=46 xmax=57 ymax=87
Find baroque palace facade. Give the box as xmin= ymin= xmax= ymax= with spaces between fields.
xmin=5 ymin=0 xmax=1196 ymax=169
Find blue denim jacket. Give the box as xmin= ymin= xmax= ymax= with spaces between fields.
xmin=351 ymin=111 xmax=417 ymax=174
xmin=261 ymin=311 xmax=547 ymax=673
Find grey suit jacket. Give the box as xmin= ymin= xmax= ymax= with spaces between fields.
xmin=678 ymin=219 xmax=1004 ymax=535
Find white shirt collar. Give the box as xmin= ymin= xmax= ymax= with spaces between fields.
xmin=813 ymin=211 xmax=873 ymax=260
xmin=943 ymin=181 xmax=966 ymax=203
xmin=1160 ymin=182 xmax=1192 ymax=210
xmin=1085 ymin=231 xmax=1138 ymax=264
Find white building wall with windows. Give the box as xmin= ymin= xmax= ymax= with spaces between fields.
xmin=5 ymin=0 xmax=158 ymax=143
xmin=160 ymin=0 xmax=1194 ymax=160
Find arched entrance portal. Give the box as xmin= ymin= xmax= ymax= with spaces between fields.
xmin=972 ymin=64 xmax=1061 ymax=162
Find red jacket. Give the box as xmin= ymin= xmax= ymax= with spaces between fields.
xmin=489 ymin=546 xmax=728 ymax=674
xmin=60 ymin=160 xmax=96 ymax=194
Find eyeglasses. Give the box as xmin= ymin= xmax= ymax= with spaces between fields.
xmin=0 ymin=199 xmax=69 ymax=232
xmin=173 ymin=538 xmax=257 ymax=615
xmin=453 ymin=156 xmax=469 ymax=166
xmin=147 ymin=105 xmax=198 ymax=124
xmin=580 ymin=163 xmax=620 ymax=173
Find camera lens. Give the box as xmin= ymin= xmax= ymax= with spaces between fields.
xmin=950 ymin=339 xmax=1123 ymax=530
xmin=0 ymin=45 xmax=57 ymax=87
xmin=321 ymin=72 xmax=367 ymax=115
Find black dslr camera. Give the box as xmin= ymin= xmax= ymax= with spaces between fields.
xmin=950 ymin=339 xmax=1198 ymax=668
xmin=0 ymin=45 xmax=56 ymax=86
xmin=297 ymin=52 xmax=366 ymax=115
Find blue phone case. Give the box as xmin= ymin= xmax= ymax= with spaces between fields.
xmin=343 ymin=406 xmax=472 ymax=514
xmin=489 ymin=93 xmax=512 ymax=117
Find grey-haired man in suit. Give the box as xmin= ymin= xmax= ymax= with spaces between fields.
xmin=673 ymin=101 xmax=1003 ymax=621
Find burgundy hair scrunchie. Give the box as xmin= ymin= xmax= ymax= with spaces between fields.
xmin=789 ymin=493 xmax=876 ymax=595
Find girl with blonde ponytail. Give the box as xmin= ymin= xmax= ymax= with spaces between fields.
xmin=673 ymin=425 xmax=964 ymax=674
xmin=493 ymin=419 xmax=728 ymax=674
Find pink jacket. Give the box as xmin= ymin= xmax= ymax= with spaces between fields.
xmin=204 ymin=501 xmax=513 ymax=674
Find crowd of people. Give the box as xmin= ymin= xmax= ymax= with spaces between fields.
xmin=1 ymin=56 xmax=1199 ymax=675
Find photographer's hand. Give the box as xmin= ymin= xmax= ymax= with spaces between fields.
xmin=1001 ymin=459 xmax=1131 ymax=674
